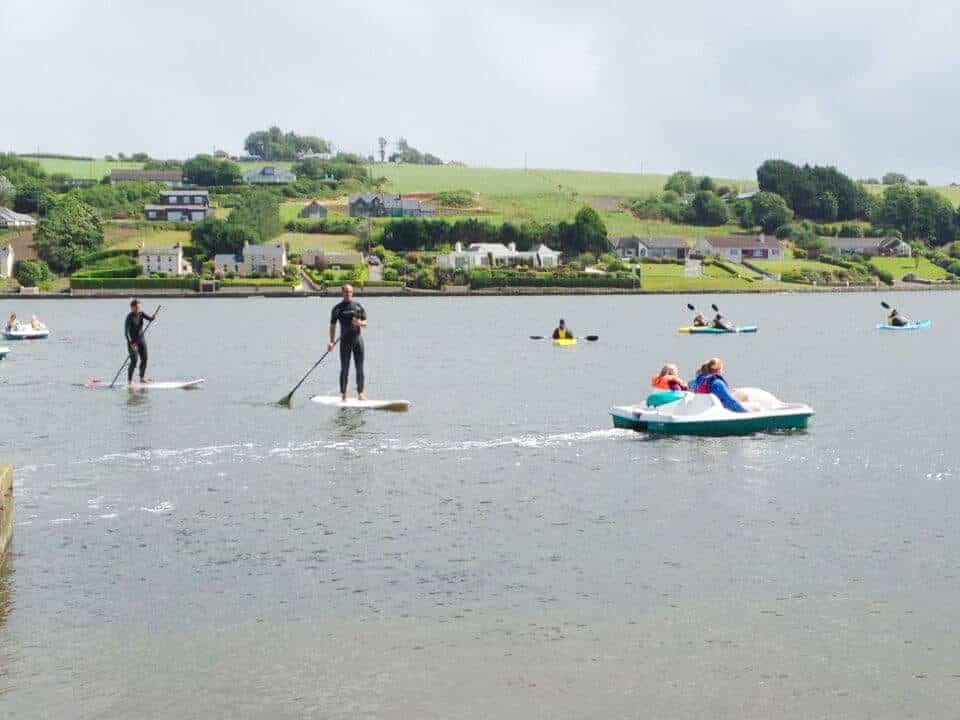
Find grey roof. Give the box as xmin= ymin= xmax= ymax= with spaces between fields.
xmin=159 ymin=190 xmax=208 ymax=197
xmin=144 ymin=204 xmax=211 ymax=212
xmin=111 ymin=169 xmax=183 ymax=182
xmin=610 ymin=235 xmax=687 ymax=250
xmin=244 ymin=166 xmax=297 ymax=181
xmin=348 ymin=194 xmax=433 ymax=211
xmin=0 ymin=207 xmax=37 ymax=225
xmin=825 ymin=236 xmax=889 ymax=249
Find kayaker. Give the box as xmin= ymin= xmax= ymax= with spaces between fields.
xmin=30 ymin=315 xmax=43 ymax=330
xmin=888 ymin=307 xmax=911 ymax=327
xmin=552 ymin=319 xmax=574 ymax=340
xmin=712 ymin=313 xmax=733 ymax=332
xmin=692 ymin=313 xmax=707 ymax=327
xmin=328 ymin=283 xmax=368 ymax=402
xmin=690 ymin=357 xmax=750 ymax=412
xmin=124 ymin=298 xmax=155 ymax=386
xmin=5 ymin=313 xmax=16 ymax=331
xmin=651 ymin=364 xmax=688 ymax=391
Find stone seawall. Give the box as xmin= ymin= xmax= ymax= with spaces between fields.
xmin=0 ymin=465 xmax=12 ymax=558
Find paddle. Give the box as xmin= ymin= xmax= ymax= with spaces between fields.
xmin=529 ymin=335 xmax=599 ymax=341
xmin=108 ymin=305 xmax=161 ymax=388
xmin=278 ymin=339 xmax=339 ymax=406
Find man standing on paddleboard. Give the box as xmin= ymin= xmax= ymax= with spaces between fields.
xmin=125 ymin=298 xmax=155 ymax=386
xmin=329 ymin=284 xmax=368 ymax=401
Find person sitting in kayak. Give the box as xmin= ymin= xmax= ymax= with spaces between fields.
xmin=552 ymin=319 xmax=573 ymax=340
xmin=711 ymin=313 xmax=733 ymax=331
xmin=690 ymin=357 xmax=750 ymax=412
xmin=888 ymin=307 xmax=911 ymax=327
xmin=692 ymin=313 xmax=707 ymax=327
xmin=30 ymin=315 xmax=43 ymax=330
xmin=5 ymin=313 xmax=17 ymax=332
xmin=651 ymin=364 xmax=688 ymax=391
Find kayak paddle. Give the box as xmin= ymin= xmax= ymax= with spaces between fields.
xmin=881 ymin=300 xmax=892 ymax=310
xmin=108 ymin=305 xmax=161 ymax=388
xmin=279 ymin=339 xmax=339 ymax=406
xmin=530 ymin=335 xmax=598 ymax=341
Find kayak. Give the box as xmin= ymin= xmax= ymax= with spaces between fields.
xmin=3 ymin=326 xmax=50 ymax=340
xmin=85 ymin=379 xmax=206 ymax=390
xmin=0 ymin=346 xmax=9 ymax=359
xmin=876 ymin=320 xmax=931 ymax=331
xmin=610 ymin=388 xmax=813 ymax=436
xmin=311 ymin=395 xmax=410 ymax=412
xmin=678 ymin=326 xmax=757 ymax=334
xmin=553 ymin=337 xmax=577 ymax=347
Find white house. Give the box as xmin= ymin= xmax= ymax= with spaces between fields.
xmin=0 ymin=244 xmax=13 ymax=278
xmin=214 ymin=243 xmax=287 ymax=276
xmin=610 ymin=236 xmax=689 ymax=259
xmin=824 ymin=236 xmax=912 ymax=257
xmin=0 ymin=207 xmax=37 ymax=229
xmin=436 ymin=242 xmax=561 ymax=269
xmin=138 ymin=242 xmax=187 ymax=276
xmin=695 ymin=235 xmax=784 ymax=262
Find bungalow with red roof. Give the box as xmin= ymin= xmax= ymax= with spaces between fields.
xmin=694 ymin=235 xmax=784 ymax=262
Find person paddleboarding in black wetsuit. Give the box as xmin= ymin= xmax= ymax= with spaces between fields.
xmin=125 ymin=298 xmax=155 ymax=386
xmin=329 ymin=284 xmax=368 ymax=402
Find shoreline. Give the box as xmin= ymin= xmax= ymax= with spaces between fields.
xmin=0 ymin=283 xmax=956 ymax=299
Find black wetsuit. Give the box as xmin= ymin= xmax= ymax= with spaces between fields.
xmin=125 ymin=310 xmax=154 ymax=382
xmin=330 ymin=300 xmax=367 ymax=394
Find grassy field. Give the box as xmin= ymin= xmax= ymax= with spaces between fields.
xmin=103 ymin=225 xmax=192 ymax=250
xmin=752 ymin=258 xmax=852 ymax=276
xmin=277 ymin=232 xmax=358 ymax=254
xmin=368 ymin=164 xmax=754 ymax=197
xmin=864 ymin=183 xmax=960 ymax=205
xmin=28 ymin=156 xmax=144 ymax=179
xmin=869 ymin=256 xmax=950 ymax=280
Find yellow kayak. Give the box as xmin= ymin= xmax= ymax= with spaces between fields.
xmin=553 ymin=337 xmax=578 ymax=347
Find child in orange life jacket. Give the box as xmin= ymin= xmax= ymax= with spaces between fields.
xmin=651 ymin=363 xmax=688 ymax=391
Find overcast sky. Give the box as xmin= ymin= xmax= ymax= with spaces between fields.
xmin=2 ymin=0 xmax=958 ymax=182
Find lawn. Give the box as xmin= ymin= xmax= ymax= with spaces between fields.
xmin=870 ymin=256 xmax=950 ymax=280
xmin=864 ymin=182 xmax=960 ymax=206
xmin=28 ymin=155 xmax=144 ymax=179
xmin=103 ymin=224 xmax=192 ymax=250
xmin=752 ymin=258 xmax=851 ymax=276
xmin=277 ymin=232 xmax=358 ymax=254
xmin=637 ymin=261 xmax=759 ymax=290
xmin=279 ymin=200 xmax=347 ymax=224
xmin=368 ymin=164 xmax=754 ymax=197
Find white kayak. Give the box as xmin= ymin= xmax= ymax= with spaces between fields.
xmin=310 ymin=395 xmax=410 ymax=412
xmin=86 ymin=379 xmax=206 ymax=390
xmin=4 ymin=326 xmax=50 ymax=340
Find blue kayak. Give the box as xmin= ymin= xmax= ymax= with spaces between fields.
xmin=679 ymin=325 xmax=758 ymax=334
xmin=876 ymin=320 xmax=931 ymax=331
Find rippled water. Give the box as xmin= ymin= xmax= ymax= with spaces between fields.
xmin=1 ymin=293 xmax=958 ymax=718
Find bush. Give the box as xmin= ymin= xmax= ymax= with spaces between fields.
xmin=284 ymin=218 xmax=358 ymax=234
xmin=433 ymin=190 xmax=474 ymax=207
xmin=383 ymin=267 xmax=399 ymax=281
xmin=72 ymin=265 xmax=142 ymax=278
xmin=874 ymin=269 xmax=894 ymax=285
xmin=14 ymin=259 xmax=52 ymax=287
xmin=793 ymin=247 xmax=808 ymax=259
xmin=470 ymin=269 xmax=637 ymax=289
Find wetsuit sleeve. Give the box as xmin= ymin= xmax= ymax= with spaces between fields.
xmin=552 ymin=329 xmax=560 ymax=339
xmin=141 ymin=312 xmax=154 ymax=322
xmin=712 ymin=378 xmax=748 ymax=413
xmin=357 ymin=303 xmax=366 ymax=320
xmin=124 ymin=313 xmax=134 ymax=343
xmin=329 ymin=304 xmax=340 ymax=326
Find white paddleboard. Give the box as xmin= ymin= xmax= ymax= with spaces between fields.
xmin=310 ymin=395 xmax=410 ymax=412
xmin=86 ymin=379 xmax=206 ymax=390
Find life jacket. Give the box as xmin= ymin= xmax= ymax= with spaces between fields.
xmin=651 ymin=373 xmax=686 ymax=391
xmin=693 ymin=373 xmax=726 ymax=394
xmin=555 ymin=327 xmax=572 ymax=339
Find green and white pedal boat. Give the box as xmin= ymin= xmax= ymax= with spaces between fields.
xmin=611 ymin=388 xmax=814 ymax=436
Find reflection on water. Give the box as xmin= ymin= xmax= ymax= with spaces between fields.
xmin=0 ymin=551 xmax=11 ymax=631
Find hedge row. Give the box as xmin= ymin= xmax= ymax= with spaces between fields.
xmin=70 ymin=277 xmax=199 ymax=290
xmin=284 ymin=218 xmax=358 ymax=234
xmin=81 ymin=247 xmax=137 ymax=264
xmin=470 ymin=270 xmax=637 ymax=289
xmin=640 ymin=257 xmax=685 ymax=265
xmin=219 ymin=278 xmax=296 ymax=287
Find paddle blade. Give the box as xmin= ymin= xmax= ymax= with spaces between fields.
xmin=686 ymin=303 xmax=695 ymax=311
xmin=880 ymin=301 xmax=891 ymax=309
xmin=711 ymin=303 xmax=720 ymax=312
xmin=278 ymin=393 xmax=293 ymax=407
xmin=529 ymin=335 xmax=545 ymax=340
xmin=583 ymin=335 xmax=599 ymax=341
